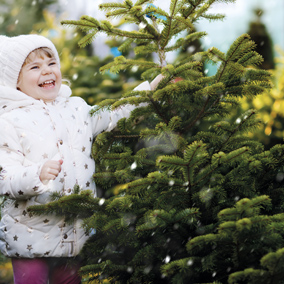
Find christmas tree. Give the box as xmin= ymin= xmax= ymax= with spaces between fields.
xmin=28 ymin=0 xmax=284 ymax=283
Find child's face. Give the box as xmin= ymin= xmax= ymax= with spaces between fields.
xmin=17 ymin=51 xmax=62 ymax=103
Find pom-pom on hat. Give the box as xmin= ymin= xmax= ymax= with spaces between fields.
xmin=0 ymin=34 xmax=60 ymax=89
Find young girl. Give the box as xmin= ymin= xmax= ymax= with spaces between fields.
xmin=0 ymin=34 xmax=161 ymax=284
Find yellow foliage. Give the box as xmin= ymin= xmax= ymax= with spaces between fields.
xmin=0 ymin=259 xmax=14 ymax=283
xmin=81 ymin=273 xmax=115 ymax=283
xmin=239 ymin=47 xmax=284 ymax=147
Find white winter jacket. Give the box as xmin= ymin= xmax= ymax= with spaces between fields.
xmin=0 ymin=81 xmax=150 ymax=258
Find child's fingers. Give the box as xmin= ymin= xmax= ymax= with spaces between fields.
xmin=47 ymin=168 xmax=60 ymax=177
xmin=40 ymin=160 xmax=63 ymax=183
xmin=47 ymin=160 xmax=63 ymax=172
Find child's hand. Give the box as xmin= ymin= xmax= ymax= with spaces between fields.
xmin=150 ymin=74 xmax=165 ymax=90
xmin=40 ymin=160 xmax=63 ymax=185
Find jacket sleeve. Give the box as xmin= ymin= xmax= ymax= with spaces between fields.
xmin=91 ymin=81 xmax=151 ymax=136
xmin=0 ymin=118 xmax=48 ymax=200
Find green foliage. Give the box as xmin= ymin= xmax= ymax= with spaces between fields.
xmin=27 ymin=0 xmax=284 ymax=283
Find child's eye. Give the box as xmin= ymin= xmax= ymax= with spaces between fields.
xmin=31 ymin=66 xmax=39 ymax=70
xmin=49 ymin=62 xmax=56 ymax=66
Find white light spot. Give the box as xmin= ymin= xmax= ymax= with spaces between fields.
xmin=276 ymin=173 xmax=284 ymax=182
xmin=164 ymin=255 xmax=171 ymax=263
xmin=187 ymin=46 xmax=196 ymax=53
xmin=187 ymin=259 xmax=193 ymax=266
xmin=131 ymin=66 xmax=138 ymax=72
xmin=99 ymin=198 xmax=105 ymax=205
xmin=139 ymin=22 xmax=147 ymax=29
xmin=144 ymin=266 xmax=152 ymax=274
xmin=130 ymin=161 xmax=137 ymax=170
xmin=169 ymin=180 xmax=175 ymax=186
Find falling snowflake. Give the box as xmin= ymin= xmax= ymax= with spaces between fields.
xmin=164 ymin=255 xmax=171 ymax=263
xmin=99 ymin=198 xmax=105 ymax=205
xmin=130 ymin=161 xmax=137 ymax=170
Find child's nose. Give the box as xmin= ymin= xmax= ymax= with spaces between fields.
xmin=42 ymin=65 xmax=52 ymax=75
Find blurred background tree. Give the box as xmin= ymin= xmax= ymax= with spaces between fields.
xmin=246 ymin=8 xmax=275 ymax=70
xmin=0 ymin=0 xmax=57 ymax=35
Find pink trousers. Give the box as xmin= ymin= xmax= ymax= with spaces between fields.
xmin=12 ymin=257 xmax=81 ymax=284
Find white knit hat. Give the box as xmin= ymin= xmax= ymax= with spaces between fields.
xmin=0 ymin=34 xmax=60 ymax=89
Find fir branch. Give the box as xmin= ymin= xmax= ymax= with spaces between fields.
xmin=216 ymin=110 xmax=257 ymax=152
xmin=100 ymin=57 xmax=158 ymax=74
xmin=182 ymin=0 xmax=202 ymax=19
xmin=193 ymin=147 xmax=250 ymax=187
xmin=99 ymin=2 xmax=127 ymax=11
xmin=135 ymin=0 xmax=151 ymax=5
xmin=182 ymin=95 xmax=211 ymax=133
xmin=172 ymin=16 xmax=195 ymax=32
xmin=201 ymin=13 xmax=226 ymax=21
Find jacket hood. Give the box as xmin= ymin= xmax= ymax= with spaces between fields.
xmin=0 ymin=84 xmax=72 ymax=115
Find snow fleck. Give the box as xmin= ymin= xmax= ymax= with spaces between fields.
xmin=227 ymin=267 xmax=232 ymax=272
xmin=168 ymin=180 xmax=175 ymax=186
xmin=139 ymin=22 xmax=147 ymax=29
xmin=234 ymin=196 xmax=240 ymax=201
xmin=173 ymin=223 xmax=179 ymax=230
xmin=183 ymin=181 xmax=189 ymax=186
xmin=32 ymin=0 xmax=36 ymax=5
xmin=212 ymin=272 xmax=216 ymax=277
xmin=15 ymin=19 xmax=19 ymax=25
xmin=72 ymin=73 xmax=78 ymax=80
xmin=98 ymin=258 xmax=102 ymax=263
xmin=131 ymin=66 xmax=139 ymax=72
xmin=187 ymin=259 xmax=193 ymax=266
xmin=99 ymin=198 xmax=105 ymax=205
xmin=130 ymin=161 xmax=137 ymax=170
xmin=164 ymin=255 xmax=171 ymax=263
xmin=276 ymin=173 xmax=284 ymax=182
xmin=144 ymin=266 xmax=152 ymax=274
xmin=127 ymin=267 xmax=133 ymax=273
xmin=236 ymin=118 xmax=241 ymax=124
xmin=204 ymin=69 xmax=209 ymax=74
xmin=187 ymin=46 xmax=196 ymax=54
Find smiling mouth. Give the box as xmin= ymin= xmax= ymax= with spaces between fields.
xmin=39 ymin=80 xmax=55 ymax=88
